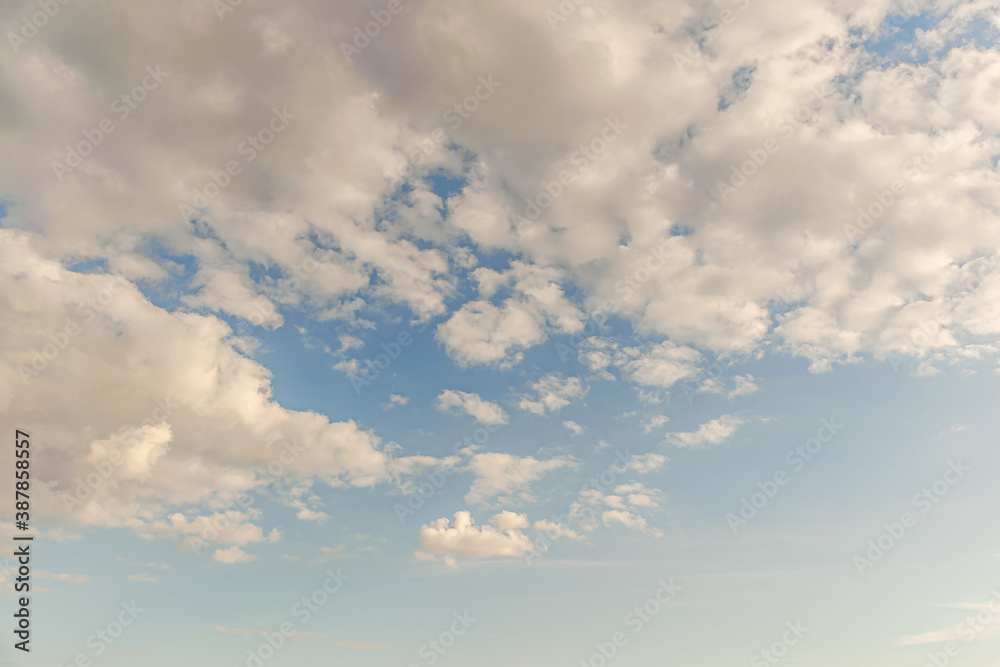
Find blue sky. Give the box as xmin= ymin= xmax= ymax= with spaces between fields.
xmin=2 ymin=0 xmax=1000 ymax=666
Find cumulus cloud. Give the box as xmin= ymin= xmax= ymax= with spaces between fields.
xmin=212 ymin=546 xmax=256 ymax=564
xmin=435 ymin=389 xmax=509 ymax=426
xmin=643 ymin=415 xmax=670 ymax=434
xmin=465 ymin=452 xmax=576 ymax=506
xmin=417 ymin=510 xmax=535 ymax=563
xmin=517 ymin=374 xmax=588 ymax=415
xmin=624 ymin=453 xmax=669 ymax=474
xmin=0 ymin=232 xmax=433 ymax=550
xmin=728 ymin=374 xmax=760 ymax=398
xmin=436 ymin=263 xmax=584 ymax=367
xmin=381 ymin=394 xmax=409 ymax=410
xmin=664 ymin=415 xmax=745 ymax=448
xmin=568 ymin=487 xmax=663 ymax=538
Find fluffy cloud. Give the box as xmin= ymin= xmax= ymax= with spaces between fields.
xmin=664 ymin=414 xmax=745 ymax=448
xmin=465 ymin=452 xmax=576 ymax=505
xmin=0 ymin=232 xmax=436 ymax=552
xmin=624 ymin=453 xmax=669 ymax=474
xmin=517 ymin=374 xmax=588 ymax=415
xmin=212 ymin=546 xmax=256 ymax=564
xmin=417 ymin=510 xmax=535 ymax=564
xmin=568 ymin=487 xmax=663 ymax=538
xmin=435 ymin=389 xmax=508 ymax=426
xmin=0 ymin=0 xmax=998 ymax=382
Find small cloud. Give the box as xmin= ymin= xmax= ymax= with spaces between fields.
xmin=642 ymin=415 xmax=670 ymax=434
xmin=212 ymin=547 xmax=256 ymax=564
xmin=664 ymin=415 xmax=744 ymax=448
xmin=625 ymin=453 xmax=668 ymax=474
xmin=339 ymin=334 xmax=364 ymax=352
xmin=436 ymin=389 xmax=508 ymax=426
xmin=287 ymin=499 xmax=329 ymax=522
xmin=728 ymin=374 xmax=759 ymax=399
xmin=381 ymin=393 xmax=409 ymax=410
xmin=563 ymin=420 xmax=585 ymax=436
xmin=317 ymin=546 xmax=357 ymax=561
xmin=518 ymin=374 xmax=588 ymax=415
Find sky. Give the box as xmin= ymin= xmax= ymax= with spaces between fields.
xmin=1 ymin=0 xmax=1000 ymax=665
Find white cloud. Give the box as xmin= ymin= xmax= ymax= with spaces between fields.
xmin=465 ymin=452 xmax=576 ymax=506
xmin=562 ymin=420 xmax=585 ymax=436
xmin=380 ymin=394 xmax=410 ymax=410
xmin=3 ymin=0 xmax=1000 ymax=574
xmin=212 ymin=546 xmax=256 ymax=564
xmin=436 ymin=263 xmax=584 ymax=367
xmin=624 ymin=453 xmax=669 ymax=474
xmin=664 ymin=415 xmax=745 ymax=448
xmin=436 ymin=389 xmax=509 ymax=426
xmin=517 ymin=374 xmax=588 ymax=415
xmin=602 ymin=510 xmax=663 ymax=537
xmin=643 ymin=415 xmax=670 ymax=434
xmin=418 ymin=511 xmax=536 ymax=562
xmin=0 ymin=233 xmax=436 ymax=550
xmin=728 ymin=374 xmax=760 ymax=398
